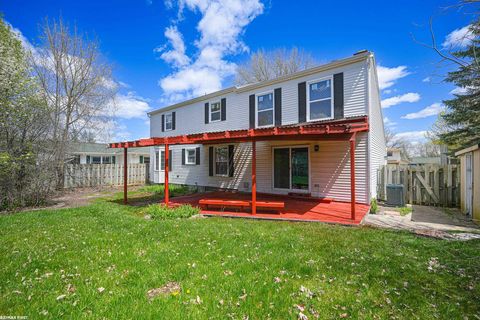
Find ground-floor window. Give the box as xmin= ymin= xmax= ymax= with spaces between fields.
xmin=155 ymin=150 xmax=165 ymax=171
xmin=215 ymin=146 xmax=229 ymax=176
xmin=185 ymin=148 xmax=196 ymax=165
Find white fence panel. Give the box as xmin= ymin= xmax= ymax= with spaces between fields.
xmin=64 ymin=164 xmax=149 ymax=188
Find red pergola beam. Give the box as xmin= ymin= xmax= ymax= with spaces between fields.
xmin=108 ymin=117 xmax=369 ymax=149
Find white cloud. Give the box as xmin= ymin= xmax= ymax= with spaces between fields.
xmin=401 ymin=102 xmax=444 ymax=120
xmin=450 ymin=86 xmax=469 ymax=95
xmin=443 ymin=25 xmax=473 ymax=48
xmin=383 ymin=117 xmax=397 ymax=127
xmin=112 ymin=92 xmax=152 ymax=119
xmin=394 ymin=130 xmax=428 ymax=144
xmin=5 ymin=21 xmax=36 ymax=55
xmin=422 ymin=77 xmax=431 ymax=83
xmin=157 ymin=0 xmax=264 ymax=103
xmin=381 ymin=92 xmax=420 ymax=109
xmin=377 ymin=65 xmax=410 ymax=90
xmin=155 ymin=26 xmax=190 ymax=67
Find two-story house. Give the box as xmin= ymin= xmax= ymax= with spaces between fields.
xmin=110 ymin=50 xmax=386 ymax=223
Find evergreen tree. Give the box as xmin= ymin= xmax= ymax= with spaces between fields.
xmin=440 ymin=21 xmax=480 ymax=149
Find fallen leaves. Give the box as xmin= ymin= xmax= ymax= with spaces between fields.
xmin=427 ymin=257 xmax=441 ymax=273
xmin=56 ymin=294 xmax=66 ymax=301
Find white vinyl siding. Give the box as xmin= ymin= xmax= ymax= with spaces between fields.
xmin=367 ymin=58 xmax=386 ymax=200
xmin=150 ymin=60 xmax=369 ymax=137
xmin=151 ymin=134 xmax=369 ymax=204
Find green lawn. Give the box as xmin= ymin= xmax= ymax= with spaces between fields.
xmin=1 ymin=192 xmax=479 ymax=319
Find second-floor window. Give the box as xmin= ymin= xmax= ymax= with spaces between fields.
xmin=307 ymin=78 xmax=333 ymax=121
xmin=256 ymin=91 xmax=274 ymax=127
xmin=165 ymin=113 xmax=173 ymax=131
xmin=210 ymin=101 xmax=221 ymax=122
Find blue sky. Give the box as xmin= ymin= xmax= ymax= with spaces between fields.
xmin=1 ymin=0 xmax=476 ymax=142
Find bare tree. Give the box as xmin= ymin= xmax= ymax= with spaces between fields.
xmin=235 ymin=47 xmax=315 ymax=85
xmin=32 ymin=17 xmax=117 ymax=188
xmin=384 ymin=127 xmax=412 ymax=160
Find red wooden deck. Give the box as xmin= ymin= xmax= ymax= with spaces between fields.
xmin=170 ymin=192 xmax=369 ymax=225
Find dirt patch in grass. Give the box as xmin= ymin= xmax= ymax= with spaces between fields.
xmin=147 ymin=282 xmax=181 ymax=300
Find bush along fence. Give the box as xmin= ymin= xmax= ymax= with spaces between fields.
xmin=377 ymin=164 xmax=460 ymax=207
xmin=64 ymin=164 xmax=149 ymax=188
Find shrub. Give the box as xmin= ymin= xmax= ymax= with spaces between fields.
xmin=399 ymin=206 xmax=412 ymax=216
xmin=144 ymin=204 xmax=200 ymax=220
xmin=370 ymin=198 xmax=378 ymax=214
xmin=139 ymin=184 xmax=191 ymax=197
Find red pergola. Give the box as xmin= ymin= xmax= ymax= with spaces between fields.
xmin=109 ymin=116 xmax=369 ymax=220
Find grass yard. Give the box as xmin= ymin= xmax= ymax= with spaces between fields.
xmin=1 ymin=191 xmax=479 ymax=319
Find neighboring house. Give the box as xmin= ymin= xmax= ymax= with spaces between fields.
xmin=386 ymin=148 xmax=408 ymax=165
xmin=455 ymin=143 xmax=480 ymax=222
xmin=67 ymin=142 xmax=150 ymax=165
xmin=143 ymin=50 xmax=386 ymax=204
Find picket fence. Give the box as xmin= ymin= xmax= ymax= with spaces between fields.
xmin=377 ymin=164 xmax=460 ymax=207
xmin=64 ymin=164 xmax=149 ymax=188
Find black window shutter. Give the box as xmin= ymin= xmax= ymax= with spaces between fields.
xmin=208 ymin=147 xmax=214 ymax=176
xmin=249 ymin=94 xmax=255 ymax=129
xmin=221 ymin=98 xmax=226 ymax=121
xmin=161 ymin=114 xmax=165 ymax=132
xmin=181 ymin=149 xmax=185 ymax=165
xmin=172 ymin=112 xmax=176 ymax=130
xmin=298 ymin=82 xmax=307 ymax=123
xmin=168 ymin=150 xmax=172 ymax=171
xmin=274 ymin=88 xmax=282 ymax=126
xmin=333 ymin=72 xmax=344 ymax=119
xmin=228 ymin=145 xmax=234 ymax=177
xmin=205 ymin=103 xmax=209 ymax=124
xmin=195 ymin=147 xmax=200 ymax=165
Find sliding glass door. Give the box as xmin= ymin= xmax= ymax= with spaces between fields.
xmin=273 ymin=146 xmax=309 ymax=191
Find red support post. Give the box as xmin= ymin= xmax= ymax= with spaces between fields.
xmin=349 ymin=133 xmax=356 ymax=220
xmin=252 ymin=140 xmax=256 ymax=215
xmin=164 ymin=143 xmax=169 ymax=207
xmin=123 ymin=147 xmax=128 ymax=204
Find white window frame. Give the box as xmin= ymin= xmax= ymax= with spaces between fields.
xmin=306 ymin=76 xmax=334 ymax=122
xmin=164 ymin=113 xmax=173 ymax=131
xmin=185 ymin=148 xmax=197 ymax=165
xmin=255 ymin=90 xmax=275 ymax=128
xmin=155 ymin=149 xmax=165 ymax=171
xmin=214 ymin=146 xmax=229 ymax=177
xmin=209 ymin=101 xmax=222 ymax=123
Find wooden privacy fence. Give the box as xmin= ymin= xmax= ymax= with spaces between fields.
xmin=64 ymin=164 xmax=149 ymax=188
xmin=377 ymin=164 xmax=460 ymax=207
